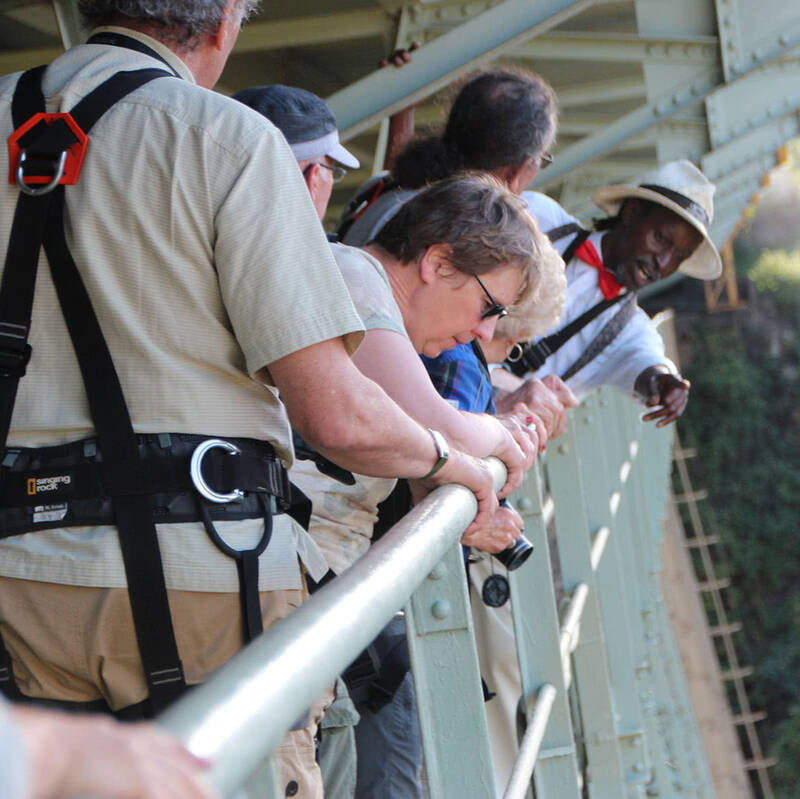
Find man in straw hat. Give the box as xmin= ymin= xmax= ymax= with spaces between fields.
xmin=476 ymin=161 xmax=722 ymax=793
xmin=502 ymin=159 xmax=721 ymax=425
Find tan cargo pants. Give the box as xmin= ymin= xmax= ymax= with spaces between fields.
xmin=0 ymin=576 xmax=332 ymax=799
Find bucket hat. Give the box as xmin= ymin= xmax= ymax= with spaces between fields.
xmin=592 ymin=159 xmax=722 ymax=279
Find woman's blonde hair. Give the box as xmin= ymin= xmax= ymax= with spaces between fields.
xmin=495 ymin=230 xmax=566 ymax=343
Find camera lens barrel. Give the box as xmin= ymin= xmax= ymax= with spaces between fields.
xmin=492 ymin=533 xmax=534 ymax=571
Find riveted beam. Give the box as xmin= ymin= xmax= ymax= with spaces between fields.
xmin=705 ymin=62 xmax=800 ymax=149
xmin=714 ymin=0 xmax=744 ymax=81
xmin=556 ymin=75 xmax=645 ymax=108
xmin=514 ymin=32 xmax=719 ymax=65
xmin=328 ymin=0 xmax=602 ymax=141
xmin=558 ymin=114 xmax=706 ymax=137
xmin=532 ymin=24 xmax=800 ymax=191
xmin=233 ymin=8 xmax=393 ymax=54
xmin=702 ymin=114 xmax=797 ymax=179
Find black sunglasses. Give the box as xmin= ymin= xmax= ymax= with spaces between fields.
xmin=475 ymin=275 xmax=508 ymax=319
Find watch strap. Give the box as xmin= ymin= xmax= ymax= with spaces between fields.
xmin=421 ymin=428 xmax=449 ymax=479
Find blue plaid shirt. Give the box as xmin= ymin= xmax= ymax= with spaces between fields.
xmin=421 ymin=342 xmax=495 ymax=414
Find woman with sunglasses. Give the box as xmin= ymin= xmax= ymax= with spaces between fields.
xmin=292 ymin=174 xmax=560 ymax=799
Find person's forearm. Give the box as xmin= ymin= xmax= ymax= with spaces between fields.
xmin=270 ymin=340 xmax=442 ymax=479
xmin=301 ymin=374 xmax=442 ymax=478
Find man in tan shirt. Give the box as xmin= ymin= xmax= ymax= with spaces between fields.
xmin=0 ymin=2 xmax=532 ymax=797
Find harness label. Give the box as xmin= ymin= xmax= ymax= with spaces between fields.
xmin=33 ymin=503 xmax=68 ymax=524
xmin=26 ymin=474 xmax=71 ymax=495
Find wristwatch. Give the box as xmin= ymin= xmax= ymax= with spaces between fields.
xmin=421 ymin=428 xmax=449 ymax=479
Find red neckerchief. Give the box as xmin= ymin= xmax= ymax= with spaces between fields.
xmin=573 ymin=238 xmax=623 ymax=300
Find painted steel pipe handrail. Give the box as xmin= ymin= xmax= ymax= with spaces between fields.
xmin=158 ymin=458 xmax=507 ymax=797
xmin=503 ymin=684 xmax=558 ymax=799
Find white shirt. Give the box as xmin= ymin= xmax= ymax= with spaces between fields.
xmin=522 ymin=191 xmax=675 ymax=396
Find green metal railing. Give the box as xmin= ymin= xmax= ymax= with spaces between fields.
xmin=158 ymin=387 xmax=714 ymax=799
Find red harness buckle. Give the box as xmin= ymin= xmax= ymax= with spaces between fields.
xmin=8 ymin=112 xmax=88 ymax=193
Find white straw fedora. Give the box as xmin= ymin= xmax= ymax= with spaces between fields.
xmin=591 ymin=159 xmax=722 ymax=280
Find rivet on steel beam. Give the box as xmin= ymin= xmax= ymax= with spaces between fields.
xmin=583 ymin=415 xmax=592 ymax=424
xmin=779 ymin=34 xmax=790 ymax=46
xmin=431 ymin=599 xmax=450 ymax=619
xmin=557 ymin=444 xmax=569 ymax=455
xmin=672 ymin=94 xmax=681 ymax=105
xmin=429 ymin=562 xmax=447 ymax=581
xmin=517 ymin=497 xmax=533 ymax=512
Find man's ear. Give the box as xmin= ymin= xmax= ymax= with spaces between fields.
xmin=302 ymin=162 xmax=319 ymax=192
xmin=212 ymin=0 xmax=240 ymax=51
xmin=418 ymin=243 xmax=455 ymax=285
xmin=507 ymin=160 xmax=538 ymax=194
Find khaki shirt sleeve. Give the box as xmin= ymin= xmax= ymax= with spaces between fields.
xmin=214 ymin=126 xmax=364 ymax=376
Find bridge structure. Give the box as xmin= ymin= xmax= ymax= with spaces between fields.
xmin=0 ymin=3 xmax=787 ymax=796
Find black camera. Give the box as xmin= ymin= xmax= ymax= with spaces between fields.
xmin=491 ymin=498 xmax=534 ymax=571
xmin=492 ymin=533 xmax=534 ymax=571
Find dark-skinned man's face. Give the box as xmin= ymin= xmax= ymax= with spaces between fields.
xmin=601 ymin=200 xmax=703 ymax=291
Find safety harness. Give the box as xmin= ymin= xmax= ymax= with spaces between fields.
xmin=0 ymin=40 xmax=305 ymax=716
xmin=506 ymin=223 xmax=637 ymax=379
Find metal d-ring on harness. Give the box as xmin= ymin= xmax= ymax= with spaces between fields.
xmin=0 ymin=43 xmax=304 ymax=716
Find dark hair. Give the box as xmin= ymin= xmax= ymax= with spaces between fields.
xmin=372 ymin=174 xmax=546 ymax=302
xmin=78 ymin=0 xmax=258 ymax=46
xmin=393 ymin=68 xmax=557 ymax=189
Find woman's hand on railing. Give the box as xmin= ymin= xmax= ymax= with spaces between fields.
xmin=495 ymin=375 xmax=578 ymax=443
xmin=412 ymin=449 xmax=499 ymax=525
xmin=492 ymin=415 xmax=538 ymax=496
xmin=460 ymin=501 xmax=523 ymax=553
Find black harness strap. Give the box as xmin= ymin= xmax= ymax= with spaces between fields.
xmin=560 ymin=291 xmax=637 ymax=381
xmin=0 ymin=66 xmax=188 ymax=713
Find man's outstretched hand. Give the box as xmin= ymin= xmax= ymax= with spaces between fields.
xmin=635 ymin=365 xmax=690 ymax=426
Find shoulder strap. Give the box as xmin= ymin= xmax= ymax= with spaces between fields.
xmin=0 ymin=66 xmax=185 ymax=714
xmin=506 ymin=290 xmax=626 ymax=378
xmin=560 ymin=291 xmax=638 ymax=382
xmin=545 ymin=221 xmax=585 ymax=244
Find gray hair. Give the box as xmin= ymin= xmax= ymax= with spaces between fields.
xmin=496 ymin=233 xmax=566 ymax=343
xmin=78 ymin=0 xmax=259 ymax=46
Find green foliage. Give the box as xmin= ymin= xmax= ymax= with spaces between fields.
xmin=749 ymin=249 xmax=800 ymax=316
xmin=680 ymin=321 xmax=800 ymax=795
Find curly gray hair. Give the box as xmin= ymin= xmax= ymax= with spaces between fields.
xmin=495 ymin=234 xmax=566 ymax=343
xmin=78 ymin=0 xmax=259 ymax=46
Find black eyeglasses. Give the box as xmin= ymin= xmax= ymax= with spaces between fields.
xmin=475 ymin=275 xmax=508 ymax=319
xmin=539 ymin=151 xmax=554 ymax=169
xmin=303 ymin=162 xmax=347 ymax=184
